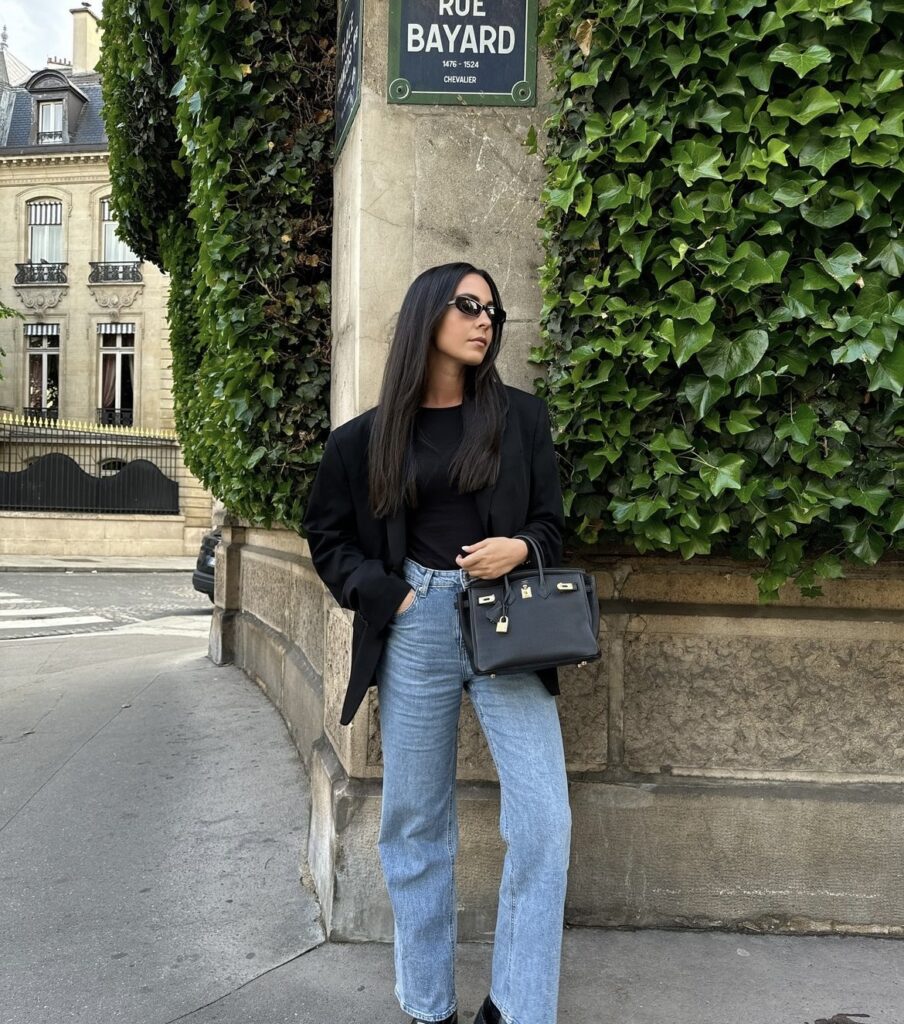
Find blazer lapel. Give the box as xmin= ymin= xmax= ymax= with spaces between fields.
xmin=387 ymin=507 xmax=407 ymax=573
xmin=474 ymin=482 xmax=493 ymax=536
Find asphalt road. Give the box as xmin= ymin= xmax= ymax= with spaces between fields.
xmin=0 ymin=570 xmax=212 ymax=640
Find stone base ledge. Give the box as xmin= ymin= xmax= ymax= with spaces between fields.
xmin=569 ymin=778 xmax=904 ymax=937
xmin=0 ymin=510 xmax=203 ymax=555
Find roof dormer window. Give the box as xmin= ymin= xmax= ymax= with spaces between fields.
xmin=38 ymin=101 xmax=63 ymax=144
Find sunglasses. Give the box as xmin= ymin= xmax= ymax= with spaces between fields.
xmin=446 ymin=295 xmax=507 ymax=325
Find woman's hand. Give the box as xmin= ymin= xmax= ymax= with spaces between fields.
xmin=395 ymin=588 xmax=416 ymax=614
xmin=455 ymin=537 xmax=529 ymax=579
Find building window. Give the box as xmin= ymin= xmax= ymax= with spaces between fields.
xmin=100 ymin=199 xmax=137 ymax=262
xmin=37 ymin=100 xmax=63 ymax=144
xmin=97 ymin=323 xmax=135 ymax=426
xmin=27 ymin=199 xmax=64 ymax=263
xmin=89 ymin=199 xmax=142 ymax=282
xmin=25 ymin=324 xmax=61 ymax=418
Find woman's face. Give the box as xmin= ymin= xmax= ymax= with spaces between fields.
xmin=432 ymin=272 xmax=495 ymax=367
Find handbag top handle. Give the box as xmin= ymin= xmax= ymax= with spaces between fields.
xmin=512 ymin=533 xmax=545 ymax=584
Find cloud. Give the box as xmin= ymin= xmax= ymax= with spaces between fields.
xmin=1 ymin=0 xmax=104 ymax=72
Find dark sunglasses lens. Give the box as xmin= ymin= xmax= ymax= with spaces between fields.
xmin=454 ymin=296 xmax=505 ymax=324
xmin=455 ymin=296 xmax=482 ymax=316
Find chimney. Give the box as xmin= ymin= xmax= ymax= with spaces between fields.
xmin=70 ymin=3 xmax=101 ymax=74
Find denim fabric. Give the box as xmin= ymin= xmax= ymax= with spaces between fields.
xmin=376 ymin=557 xmax=572 ymax=1024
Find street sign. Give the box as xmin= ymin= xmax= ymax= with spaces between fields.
xmin=388 ymin=0 xmax=538 ymax=107
xmin=335 ymin=0 xmax=363 ymax=156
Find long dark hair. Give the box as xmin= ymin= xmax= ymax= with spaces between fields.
xmin=368 ymin=262 xmax=508 ymax=519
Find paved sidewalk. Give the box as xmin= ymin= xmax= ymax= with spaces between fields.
xmin=0 ymin=555 xmax=197 ymax=572
xmin=2 ymin=628 xmax=903 ymax=1024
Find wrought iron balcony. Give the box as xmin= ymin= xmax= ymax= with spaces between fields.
xmin=97 ymin=407 xmax=133 ymax=426
xmin=15 ymin=262 xmax=68 ymax=284
xmin=22 ymin=406 xmax=59 ymax=421
xmin=37 ymin=131 xmax=64 ymax=144
xmin=89 ymin=261 xmax=143 ymax=283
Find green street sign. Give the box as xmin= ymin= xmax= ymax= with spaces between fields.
xmin=388 ymin=0 xmax=538 ymax=107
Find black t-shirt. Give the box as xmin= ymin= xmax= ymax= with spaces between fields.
xmin=406 ymin=404 xmax=484 ymax=569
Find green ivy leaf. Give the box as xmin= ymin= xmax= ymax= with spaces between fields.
xmin=767 ymin=42 xmax=833 ymax=78
xmin=885 ymin=500 xmax=904 ymax=534
xmin=698 ymin=453 xmax=746 ymax=496
xmin=814 ymin=243 xmax=863 ymax=289
xmin=866 ymin=341 xmax=904 ymax=395
xmin=847 ymin=487 xmax=891 ymax=515
xmin=697 ymin=330 xmax=769 ymax=381
xmin=681 ymin=375 xmax=730 ymax=417
xmin=768 ymin=86 xmax=839 ymax=124
xmin=796 ymin=135 xmax=851 ymax=174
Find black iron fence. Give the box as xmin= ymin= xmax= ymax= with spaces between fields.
xmin=15 ymin=262 xmax=68 ymax=284
xmin=88 ymin=262 xmax=143 ymax=283
xmin=0 ymin=414 xmax=180 ymax=514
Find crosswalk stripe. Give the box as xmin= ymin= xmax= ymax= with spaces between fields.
xmin=0 ymin=615 xmax=110 ymax=630
xmin=0 ymin=606 xmax=81 ymax=618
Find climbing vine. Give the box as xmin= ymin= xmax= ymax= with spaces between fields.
xmin=534 ymin=0 xmax=904 ymax=598
xmin=99 ymin=0 xmax=334 ymax=529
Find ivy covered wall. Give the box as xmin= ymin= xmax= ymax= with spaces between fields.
xmin=99 ymin=0 xmax=334 ymax=530
xmin=534 ymin=0 xmax=904 ymax=597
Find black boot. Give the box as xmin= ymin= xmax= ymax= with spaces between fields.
xmin=473 ymin=995 xmax=501 ymax=1024
xmin=409 ymin=1013 xmax=458 ymax=1024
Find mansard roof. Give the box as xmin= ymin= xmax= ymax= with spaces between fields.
xmin=0 ymin=68 xmax=107 ymax=153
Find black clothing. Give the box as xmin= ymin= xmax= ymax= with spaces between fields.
xmin=407 ymin=405 xmax=484 ymax=570
xmin=301 ymin=384 xmax=566 ymax=726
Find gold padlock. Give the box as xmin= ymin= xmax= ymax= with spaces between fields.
xmin=521 ymin=583 xmax=532 ymax=599
xmin=496 ymin=615 xmax=509 ymax=634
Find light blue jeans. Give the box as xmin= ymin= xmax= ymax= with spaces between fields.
xmin=375 ymin=557 xmax=572 ymax=1024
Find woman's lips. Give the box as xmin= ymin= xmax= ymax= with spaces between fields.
xmin=468 ymin=338 xmax=487 ymax=347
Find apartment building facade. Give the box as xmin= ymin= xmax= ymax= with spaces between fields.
xmin=0 ymin=9 xmax=174 ymax=432
xmin=0 ymin=9 xmax=213 ymax=555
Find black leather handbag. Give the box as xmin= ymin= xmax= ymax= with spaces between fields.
xmin=456 ymin=534 xmax=601 ymax=676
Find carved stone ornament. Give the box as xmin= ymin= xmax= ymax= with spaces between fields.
xmin=13 ymin=288 xmax=65 ymax=312
xmin=88 ymin=287 xmax=141 ymax=312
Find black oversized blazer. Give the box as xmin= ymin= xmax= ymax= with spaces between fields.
xmin=301 ymin=384 xmax=566 ymax=726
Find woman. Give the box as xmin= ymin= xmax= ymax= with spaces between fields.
xmin=302 ymin=262 xmax=571 ymax=1024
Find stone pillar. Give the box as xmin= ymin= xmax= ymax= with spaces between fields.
xmin=209 ymin=512 xmax=246 ymax=667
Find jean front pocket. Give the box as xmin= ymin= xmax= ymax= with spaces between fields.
xmin=391 ymin=584 xmax=420 ymax=621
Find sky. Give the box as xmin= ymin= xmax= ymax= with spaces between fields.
xmin=1 ymin=0 xmax=104 ymax=72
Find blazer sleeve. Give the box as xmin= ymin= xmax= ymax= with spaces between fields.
xmin=301 ymin=431 xmax=412 ymax=632
xmin=514 ymin=398 xmax=565 ymax=568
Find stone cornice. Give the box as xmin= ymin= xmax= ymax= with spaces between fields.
xmin=0 ymin=152 xmax=109 ymax=168
xmin=0 ymin=176 xmax=112 ymax=186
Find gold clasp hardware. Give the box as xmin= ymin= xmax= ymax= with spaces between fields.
xmin=478 ymin=594 xmax=496 ymax=605
xmin=496 ymin=615 xmax=509 ymax=634
xmin=520 ymin=583 xmax=532 ymax=599
xmin=557 ymin=582 xmax=576 ymax=591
